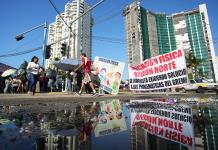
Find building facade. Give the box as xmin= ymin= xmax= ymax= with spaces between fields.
xmin=46 ymin=0 xmax=93 ymax=69
xmin=123 ymin=2 xmax=218 ymax=81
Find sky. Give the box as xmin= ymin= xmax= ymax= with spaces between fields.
xmin=0 ymin=0 xmax=218 ymax=80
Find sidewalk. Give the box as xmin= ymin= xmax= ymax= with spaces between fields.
xmin=0 ymin=92 xmax=217 ymax=105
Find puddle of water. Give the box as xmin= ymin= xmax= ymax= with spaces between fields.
xmin=0 ymin=97 xmax=218 ymax=150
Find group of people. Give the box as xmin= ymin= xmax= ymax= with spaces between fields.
xmin=2 ymin=75 xmax=22 ymax=93
xmin=1 ymin=52 xmax=99 ymax=97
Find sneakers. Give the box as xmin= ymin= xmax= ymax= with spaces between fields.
xmin=76 ymin=92 xmax=98 ymax=97
xmin=92 ymin=92 xmax=98 ymax=97
xmin=28 ymin=91 xmax=34 ymax=96
xmin=76 ymin=92 xmax=81 ymax=96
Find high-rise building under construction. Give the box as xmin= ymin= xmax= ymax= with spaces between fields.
xmin=123 ymin=2 xmax=218 ymax=81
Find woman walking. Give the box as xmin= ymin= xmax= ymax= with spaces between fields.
xmin=27 ymin=56 xmax=40 ymax=96
xmin=76 ymin=53 xmax=98 ymax=97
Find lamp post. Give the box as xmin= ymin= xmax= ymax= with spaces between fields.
xmin=15 ymin=21 xmax=48 ymax=68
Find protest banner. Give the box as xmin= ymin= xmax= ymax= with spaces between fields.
xmin=129 ymin=49 xmax=188 ymax=91
xmin=94 ymin=99 xmax=127 ymax=137
xmin=93 ymin=57 xmax=125 ymax=95
xmin=130 ymin=100 xmax=194 ymax=148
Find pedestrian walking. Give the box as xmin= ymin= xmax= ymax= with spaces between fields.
xmin=76 ymin=53 xmax=98 ymax=97
xmin=26 ymin=56 xmax=41 ymax=96
xmin=55 ymin=73 xmax=62 ymax=92
xmin=39 ymin=68 xmax=46 ymax=92
xmin=11 ymin=75 xmax=21 ymax=93
xmin=71 ymin=71 xmax=77 ymax=92
xmin=3 ymin=76 xmax=12 ymax=94
xmin=66 ymin=70 xmax=73 ymax=93
xmin=46 ymin=68 xmax=56 ymax=92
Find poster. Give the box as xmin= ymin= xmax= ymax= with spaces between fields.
xmin=94 ymin=99 xmax=127 ymax=137
xmin=93 ymin=56 xmax=125 ymax=95
xmin=129 ymin=49 xmax=188 ymax=91
xmin=130 ymin=100 xmax=194 ymax=148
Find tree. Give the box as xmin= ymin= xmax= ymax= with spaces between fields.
xmin=17 ymin=61 xmax=28 ymax=81
xmin=186 ymin=52 xmax=207 ymax=79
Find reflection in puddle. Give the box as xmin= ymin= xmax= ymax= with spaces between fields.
xmin=0 ymin=97 xmax=218 ymax=150
xmin=95 ymin=100 xmax=127 ymax=137
xmin=130 ymin=100 xmax=194 ymax=150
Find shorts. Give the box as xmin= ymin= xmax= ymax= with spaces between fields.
xmin=82 ymin=73 xmax=91 ymax=84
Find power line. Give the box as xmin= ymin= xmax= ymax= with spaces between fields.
xmin=93 ymin=2 xmax=126 ymax=26
xmin=94 ymin=10 xmax=121 ymax=26
xmin=1 ymin=34 xmax=42 ymax=53
xmin=2 ymin=37 xmax=218 ymax=58
xmin=48 ymin=0 xmax=71 ymax=29
xmin=47 ymin=0 xmax=127 ymax=44
xmin=0 ymin=46 xmax=42 ymax=58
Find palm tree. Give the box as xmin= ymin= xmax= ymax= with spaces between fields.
xmin=186 ymin=52 xmax=207 ymax=79
xmin=17 ymin=61 xmax=28 ymax=92
xmin=18 ymin=61 xmax=28 ymax=79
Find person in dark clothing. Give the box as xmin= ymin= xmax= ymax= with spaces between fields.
xmin=76 ymin=70 xmax=83 ymax=92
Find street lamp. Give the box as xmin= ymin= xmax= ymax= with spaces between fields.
xmin=15 ymin=35 xmax=24 ymax=41
xmin=15 ymin=22 xmax=48 ymax=67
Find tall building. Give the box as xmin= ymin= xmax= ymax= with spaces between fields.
xmin=46 ymin=0 xmax=93 ymax=69
xmin=123 ymin=2 xmax=218 ymax=81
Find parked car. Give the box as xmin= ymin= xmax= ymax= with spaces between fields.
xmin=175 ymin=79 xmax=218 ymax=93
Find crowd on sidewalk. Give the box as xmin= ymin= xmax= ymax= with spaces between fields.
xmin=0 ymin=53 xmax=101 ymax=96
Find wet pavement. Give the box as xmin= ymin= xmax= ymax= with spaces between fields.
xmin=0 ymin=97 xmax=218 ymax=150
xmin=0 ymin=92 xmax=217 ymax=105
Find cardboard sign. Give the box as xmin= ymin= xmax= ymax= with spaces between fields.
xmin=94 ymin=57 xmax=125 ymax=95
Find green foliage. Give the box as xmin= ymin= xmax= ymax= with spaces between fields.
xmin=186 ymin=53 xmax=207 ymax=79
xmin=18 ymin=61 xmax=28 ymax=80
xmin=19 ymin=61 xmax=28 ymax=70
xmin=188 ymin=73 xmax=193 ymax=80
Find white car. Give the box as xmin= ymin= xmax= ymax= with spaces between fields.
xmin=175 ymin=79 xmax=218 ymax=93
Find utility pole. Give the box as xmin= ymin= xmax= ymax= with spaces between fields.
xmin=42 ymin=22 xmax=48 ymax=67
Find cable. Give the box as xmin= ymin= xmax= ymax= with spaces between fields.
xmin=0 ymin=46 xmax=42 ymax=58
xmin=2 ymin=37 xmax=217 ymax=58
xmin=1 ymin=34 xmax=42 ymax=53
xmin=46 ymin=0 xmax=129 ymax=44
xmin=48 ymin=0 xmax=70 ymax=29
xmin=93 ymin=0 xmax=127 ymax=24
xmin=94 ymin=10 xmax=121 ymax=26
xmin=93 ymin=38 xmax=126 ymax=44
